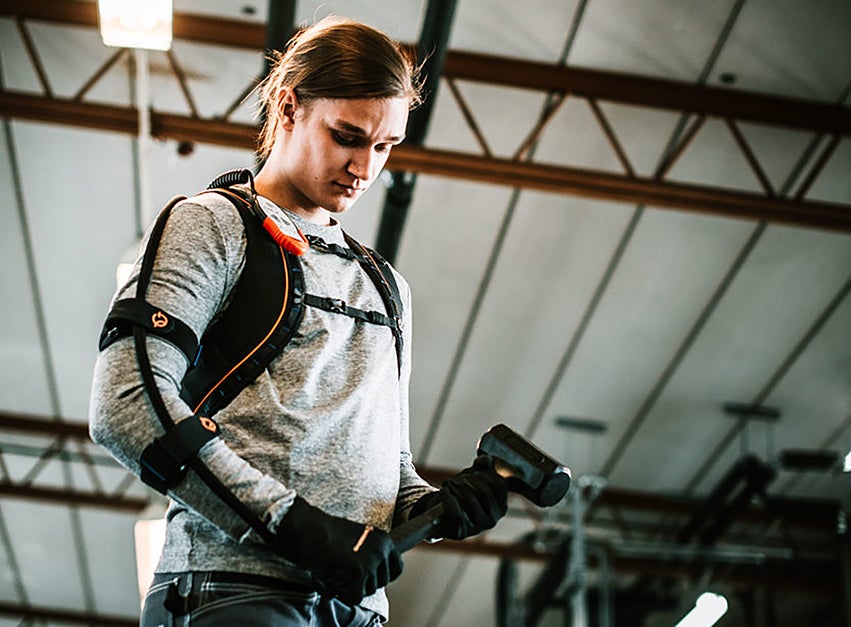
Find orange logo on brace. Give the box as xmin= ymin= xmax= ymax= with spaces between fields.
xmin=199 ymin=417 xmax=217 ymax=432
xmin=151 ymin=311 xmax=169 ymax=328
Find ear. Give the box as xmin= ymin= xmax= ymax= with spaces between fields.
xmin=277 ymin=88 xmax=299 ymax=131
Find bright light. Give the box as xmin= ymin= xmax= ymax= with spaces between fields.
xmin=98 ymin=0 xmax=173 ymax=50
xmin=844 ymin=450 xmax=851 ymax=473
xmin=675 ymin=592 xmax=729 ymax=627
xmin=134 ymin=517 xmax=166 ymax=602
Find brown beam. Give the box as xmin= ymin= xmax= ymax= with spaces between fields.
xmin=2 ymin=91 xmax=848 ymax=233
xmin=0 ymin=601 xmax=136 ymax=627
xmin=0 ymin=411 xmax=90 ymax=439
xmin=418 ymin=539 xmax=838 ymax=595
xmin=2 ymin=0 xmax=849 ymax=135
xmin=443 ymin=51 xmax=851 ymax=135
xmin=0 ymin=414 xmax=844 ymax=532
xmin=0 ymin=482 xmax=148 ymax=512
xmin=389 ymin=144 xmax=851 ymax=232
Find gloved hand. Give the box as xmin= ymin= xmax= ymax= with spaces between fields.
xmin=274 ymin=496 xmax=403 ymax=604
xmin=411 ymin=455 xmax=508 ymax=541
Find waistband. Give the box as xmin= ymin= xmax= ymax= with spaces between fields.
xmin=153 ymin=570 xmax=315 ymax=592
xmin=151 ymin=570 xmax=318 ymax=616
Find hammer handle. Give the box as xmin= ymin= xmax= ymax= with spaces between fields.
xmin=389 ymin=504 xmax=445 ymax=553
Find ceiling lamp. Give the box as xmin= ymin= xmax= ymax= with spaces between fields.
xmin=98 ymin=0 xmax=173 ymax=51
xmin=675 ymin=592 xmax=728 ymax=627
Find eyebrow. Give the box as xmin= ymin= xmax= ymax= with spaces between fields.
xmin=334 ymin=120 xmax=406 ymax=144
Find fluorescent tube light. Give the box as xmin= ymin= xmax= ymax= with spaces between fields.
xmin=844 ymin=450 xmax=851 ymax=473
xmin=675 ymin=592 xmax=728 ymax=627
xmin=98 ymin=0 xmax=173 ymax=51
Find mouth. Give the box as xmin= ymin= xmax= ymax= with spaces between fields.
xmin=335 ymin=182 xmax=363 ymax=197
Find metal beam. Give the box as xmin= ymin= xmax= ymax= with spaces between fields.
xmin=2 ymin=0 xmax=848 ymax=135
xmin=0 ymin=413 xmax=837 ymax=532
xmin=0 ymin=482 xmax=148 ymax=512
xmin=0 ymin=601 xmax=136 ymax=626
xmin=388 ymin=144 xmax=851 ymax=232
xmin=0 ymin=412 xmax=840 ymax=596
xmin=1 ymin=91 xmax=848 ymax=232
xmin=375 ymin=0 xmax=458 ymax=262
xmin=0 ymin=411 xmax=90 ymax=438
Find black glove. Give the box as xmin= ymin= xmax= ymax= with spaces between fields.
xmin=411 ymin=455 xmax=508 ymax=541
xmin=274 ymin=496 xmax=403 ymax=604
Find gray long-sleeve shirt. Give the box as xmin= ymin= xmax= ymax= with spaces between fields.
xmin=89 ymin=190 xmax=433 ymax=618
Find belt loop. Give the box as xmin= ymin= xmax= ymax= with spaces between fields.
xmin=163 ymin=573 xmax=192 ymax=616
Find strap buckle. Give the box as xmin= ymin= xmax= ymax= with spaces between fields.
xmin=138 ymin=415 xmax=220 ymax=494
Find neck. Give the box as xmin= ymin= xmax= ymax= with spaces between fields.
xmin=254 ymin=165 xmax=331 ymax=226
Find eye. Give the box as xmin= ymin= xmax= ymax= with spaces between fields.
xmin=332 ymin=131 xmax=359 ymax=147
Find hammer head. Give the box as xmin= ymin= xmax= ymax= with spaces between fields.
xmin=477 ymin=423 xmax=571 ymax=507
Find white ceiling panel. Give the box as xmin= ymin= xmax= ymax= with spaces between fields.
xmin=22 ymin=22 xmax=115 ymax=100
xmin=11 ymin=122 xmax=137 ymax=418
xmin=450 ymin=0 xmax=581 ymax=62
xmin=298 ymin=0 xmax=426 ymax=43
xmin=426 ymin=81 xmax=551 ymax=159
xmin=0 ymin=18 xmax=43 ymax=92
xmin=615 ymin=224 xmax=851 ymax=494
xmin=422 ymin=192 xmax=637 ymax=468
xmin=0 ymin=126 xmax=53 ymax=415
xmin=534 ymin=210 xmax=758 ymax=473
xmin=534 ymin=95 xmax=635 ymax=173
xmin=712 ymin=0 xmax=851 ymax=100
xmin=569 ymin=0 xmax=739 ymax=79
xmin=396 ymin=176 xmax=517 ymax=453
xmin=2 ymin=501 xmax=88 ymax=610
xmin=165 ymin=39 xmax=265 ymax=120
xmin=596 ymin=102 xmax=690 ymax=178
xmin=665 ymin=117 xmax=768 ymax=193
xmin=805 ymin=136 xmax=851 ymax=204
xmin=78 ymin=509 xmax=141 ymax=614
xmin=736 ymin=122 xmax=825 ymax=195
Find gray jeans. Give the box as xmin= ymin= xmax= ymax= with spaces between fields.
xmin=141 ymin=572 xmax=383 ymax=626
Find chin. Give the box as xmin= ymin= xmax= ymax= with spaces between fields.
xmin=327 ymin=197 xmax=360 ymax=214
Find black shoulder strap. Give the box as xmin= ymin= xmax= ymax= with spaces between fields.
xmin=342 ymin=231 xmax=405 ymax=375
xmin=179 ymin=186 xmax=305 ymax=417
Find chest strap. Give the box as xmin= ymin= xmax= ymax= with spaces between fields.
xmin=303 ymin=294 xmax=399 ymax=328
xmin=302 ymin=232 xmax=404 ymax=374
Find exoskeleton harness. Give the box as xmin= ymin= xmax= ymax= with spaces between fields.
xmin=98 ymin=169 xmax=403 ymax=544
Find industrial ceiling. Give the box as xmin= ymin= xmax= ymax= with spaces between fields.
xmin=0 ymin=0 xmax=849 ymax=625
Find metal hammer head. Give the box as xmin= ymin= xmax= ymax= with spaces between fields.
xmin=477 ymin=423 xmax=571 ymax=507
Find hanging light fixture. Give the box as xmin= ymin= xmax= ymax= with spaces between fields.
xmin=675 ymin=592 xmax=729 ymax=627
xmin=98 ymin=0 xmax=173 ymax=51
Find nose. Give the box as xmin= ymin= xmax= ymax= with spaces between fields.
xmin=347 ymin=147 xmax=376 ymax=182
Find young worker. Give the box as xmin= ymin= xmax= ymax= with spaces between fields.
xmin=89 ymin=16 xmax=507 ymax=626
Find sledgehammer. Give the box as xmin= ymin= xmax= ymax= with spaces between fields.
xmin=390 ymin=423 xmax=571 ymax=552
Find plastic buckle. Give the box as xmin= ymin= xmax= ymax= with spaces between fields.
xmin=328 ymin=298 xmax=346 ymax=314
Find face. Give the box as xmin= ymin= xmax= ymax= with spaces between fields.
xmin=273 ymin=93 xmax=409 ymax=223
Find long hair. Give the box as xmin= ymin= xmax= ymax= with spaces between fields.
xmin=256 ymin=16 xmax=422 ymax=157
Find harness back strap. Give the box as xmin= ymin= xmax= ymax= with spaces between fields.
xmin=179 ymin=188 xmax=305 ymax=418
xmin=115 ymin=196 xmax=227 ymax=497
xmin=344 ymin=233 xmax=405 ymax=375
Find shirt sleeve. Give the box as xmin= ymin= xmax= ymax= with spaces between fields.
xmin=88 ymin=196 xmax=296 ymax=544
xmin=391 ymin=276 xmax=437 ymax=525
